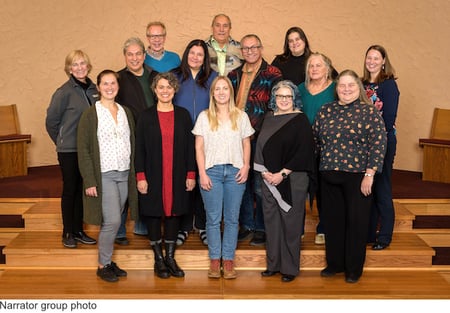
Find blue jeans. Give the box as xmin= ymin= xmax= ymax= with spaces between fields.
xmin=200 ymin=164 xmax=246 ymax=260
xmin=239 ymin=170 xmax=265 ymax=232
xmin=117 ymin=206 xmax=148 ymax=238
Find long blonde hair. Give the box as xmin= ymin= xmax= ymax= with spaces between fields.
xmin=207 ymin=76 xmax=241 ymax=131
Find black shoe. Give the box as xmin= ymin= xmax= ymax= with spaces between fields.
xmin=110 ymin=261 xmax=127 ymax=277
xmin=165 ymin=258 xmax=185 ymax=278
xmin=73 ymin=231 xmax=97 ymax=245
xmin=372 ymin=242 xmax=389 ymax=250
xmin=115 ymin=237 xmax=129 ymax=245
xmin=261 ymin=270 xmax=279 ymax=277
xmin=250 ymin=231 xmax=266 ymax=246
xmin=320 ymin=267 xmax=337 ymax=277
xmin=345 ymin=274 xmax=360 ymax=283
xmin=97 ymin=264 xmax=119 ymax=282
xmin=154 ymin=260 xmax=171 ymax=279
xmin=62 ymin=233 xmax=77 ymax=248
xmin=238 ymin=228 xmax=253 ymax=241
xmin=281 ymin=274 xmax=296 ymax=282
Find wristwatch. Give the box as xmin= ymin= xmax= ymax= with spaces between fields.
xmin=281 ymin=171 xmax=288 ymax=179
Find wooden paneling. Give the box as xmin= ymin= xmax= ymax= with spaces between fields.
xmin=0 ymin=104 xmax=31 ymax=178
xmin=419 ymin=108 xmax=450 ymax=183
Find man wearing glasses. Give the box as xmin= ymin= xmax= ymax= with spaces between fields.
xmin=145 ymin=21 xmax=181 ymax=73
xmin=205 ymin=13 xmax=242 ymax=76
xmin=228 ymin=34 xmax=282 ymax=246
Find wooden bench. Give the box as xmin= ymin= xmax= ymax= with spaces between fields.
xmin=0 ymin=104 xmax=32 ymax=178
xmin=419 ymin=108 xmax=450 ymax=183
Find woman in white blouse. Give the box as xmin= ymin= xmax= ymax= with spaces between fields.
xmin=77 ymin=69 xmax=138 ymax=283
xmin=192 ymin=76 xmax=254 ymax=279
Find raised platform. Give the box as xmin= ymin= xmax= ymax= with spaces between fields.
xmin=0 ymin=269 xmax=449 ymax=299
xmin=1 ymin=198 xmax=450 ymax=299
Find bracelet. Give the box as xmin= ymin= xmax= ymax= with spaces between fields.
xmin=364 ymin=173 xmax=373 ymax=177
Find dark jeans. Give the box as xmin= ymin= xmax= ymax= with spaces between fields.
xmin=368 ymin=135 xmax=397 ymax=245
xmin=239 ymin=170 xmax=265 ymax=232
xmin=58 ymin=152 xmax=83 ymax=235
xmin=179 ymin=184 xmax=206 ymax=232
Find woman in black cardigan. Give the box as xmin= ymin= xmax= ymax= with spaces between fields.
xmin=135 ymin=72 xmax=196 ymax=279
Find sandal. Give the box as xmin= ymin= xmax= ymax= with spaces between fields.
xmin=176 ymin=231 xmax=189 ymax=246
xmin=199 ymin=230 xmax=208 ymax=246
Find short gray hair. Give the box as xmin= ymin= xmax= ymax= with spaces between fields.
xmin=122 ymin=37 xmax=145 ymax=55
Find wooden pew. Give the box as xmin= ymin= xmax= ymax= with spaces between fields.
xmin=0 ymin=104 xmax=32 ymax=178
xmin=419 ymin=108 xmax=450 ymax=183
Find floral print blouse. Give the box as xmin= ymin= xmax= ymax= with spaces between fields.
xmin=313 ymin=100 xmax=387 ymax=173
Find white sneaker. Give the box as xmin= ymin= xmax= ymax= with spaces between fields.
xmin=176 ymin=231 xmax=189 ymax=246
xmin=315 ymin=233 xmax=325 ymax=245
xmin=199 ymin=230 xmax=208 ymax=246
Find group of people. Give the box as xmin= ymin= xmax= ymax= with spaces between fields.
xmin=45 ymin=13 xmax=399 ymax=284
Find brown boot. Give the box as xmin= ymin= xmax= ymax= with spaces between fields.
xmin=222 ymin=260 xmax=237 ymax=279
xmin=208 ymin=259 xmax=221 ymax=278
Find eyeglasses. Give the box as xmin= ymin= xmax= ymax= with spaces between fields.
xmin=147 ymin=34 xmax=166 ymax=40
xmin=275 ymin=94 xmax=293 ymax=101
xmin=241 ymin=46 xmax=261 ymax=53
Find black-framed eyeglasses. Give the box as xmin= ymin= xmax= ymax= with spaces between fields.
xmin=275 ymin=94 xmax=293 ymax=101
xmin=241 ymin=46 xmax=261 ymax=53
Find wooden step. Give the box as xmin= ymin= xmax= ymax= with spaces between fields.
xmin=0 ymin=201 xmax=36 ymax=229
xmin=0 ymin=268 xmax=449 ymax=299
xmin=419 ymin=233 xmax=450 ymax=247
xmin=419 ymin=233 xmax=450 ymax=265
xmin=401 ymin=202 xmax=450 ymax=229
xmin=18 ymin=199 xmax=416 ymax=232
xmin=3 ymin=231 xmax=435 ymax=269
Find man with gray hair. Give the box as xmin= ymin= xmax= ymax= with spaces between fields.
xmin=205 ymin=13 xmax=242 ymax=76
xmin=115 ymin=37 xmax=158 ymax=244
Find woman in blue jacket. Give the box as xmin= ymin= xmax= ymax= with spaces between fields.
xmin=172 ymin=39 xmax=218 ymax=247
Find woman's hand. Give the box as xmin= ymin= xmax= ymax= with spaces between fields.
xmin=137 ymin=180 xmax=148 ymax=194
xmin=236 ymin=166 xmax=250 ymax=184
xmin=361 ymin=176 xmax=374 ymax=196
xmin=199 ymin=174 xmax=212 ymax=191
xmin=262 ymin=171 xmax=283 ymax=187
xmin=85 ymin=186 xmax=98 ymax=197
xmin=186 ymin=178 xmax=196 ymax=191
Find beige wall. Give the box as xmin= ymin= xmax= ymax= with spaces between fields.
xmin=1 ymin=0 xmax=449 ymax=171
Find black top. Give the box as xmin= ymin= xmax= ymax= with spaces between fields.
xmin=271 ymin=54 xmax=307 ymax=85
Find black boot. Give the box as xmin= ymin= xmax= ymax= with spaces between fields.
xmin=151 ymin=242 xmax=170 ymax=279
xmin=165 ymin=242 xmax=185 ymax=277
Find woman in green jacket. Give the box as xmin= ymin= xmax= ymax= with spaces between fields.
xmin=77 ymin=69 xmax=138 ymax=283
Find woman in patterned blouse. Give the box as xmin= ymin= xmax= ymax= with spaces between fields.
xmin=313 ymin=69 xmax=387 ymax=283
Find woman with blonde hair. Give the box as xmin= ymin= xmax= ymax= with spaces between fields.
xmin=193 ymin=76 xmax=254 ymax=279
xmin=298 ymin=52 xmax=337 ymax=245
xmin=46 ymin=50 xmax=98 ymax=249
